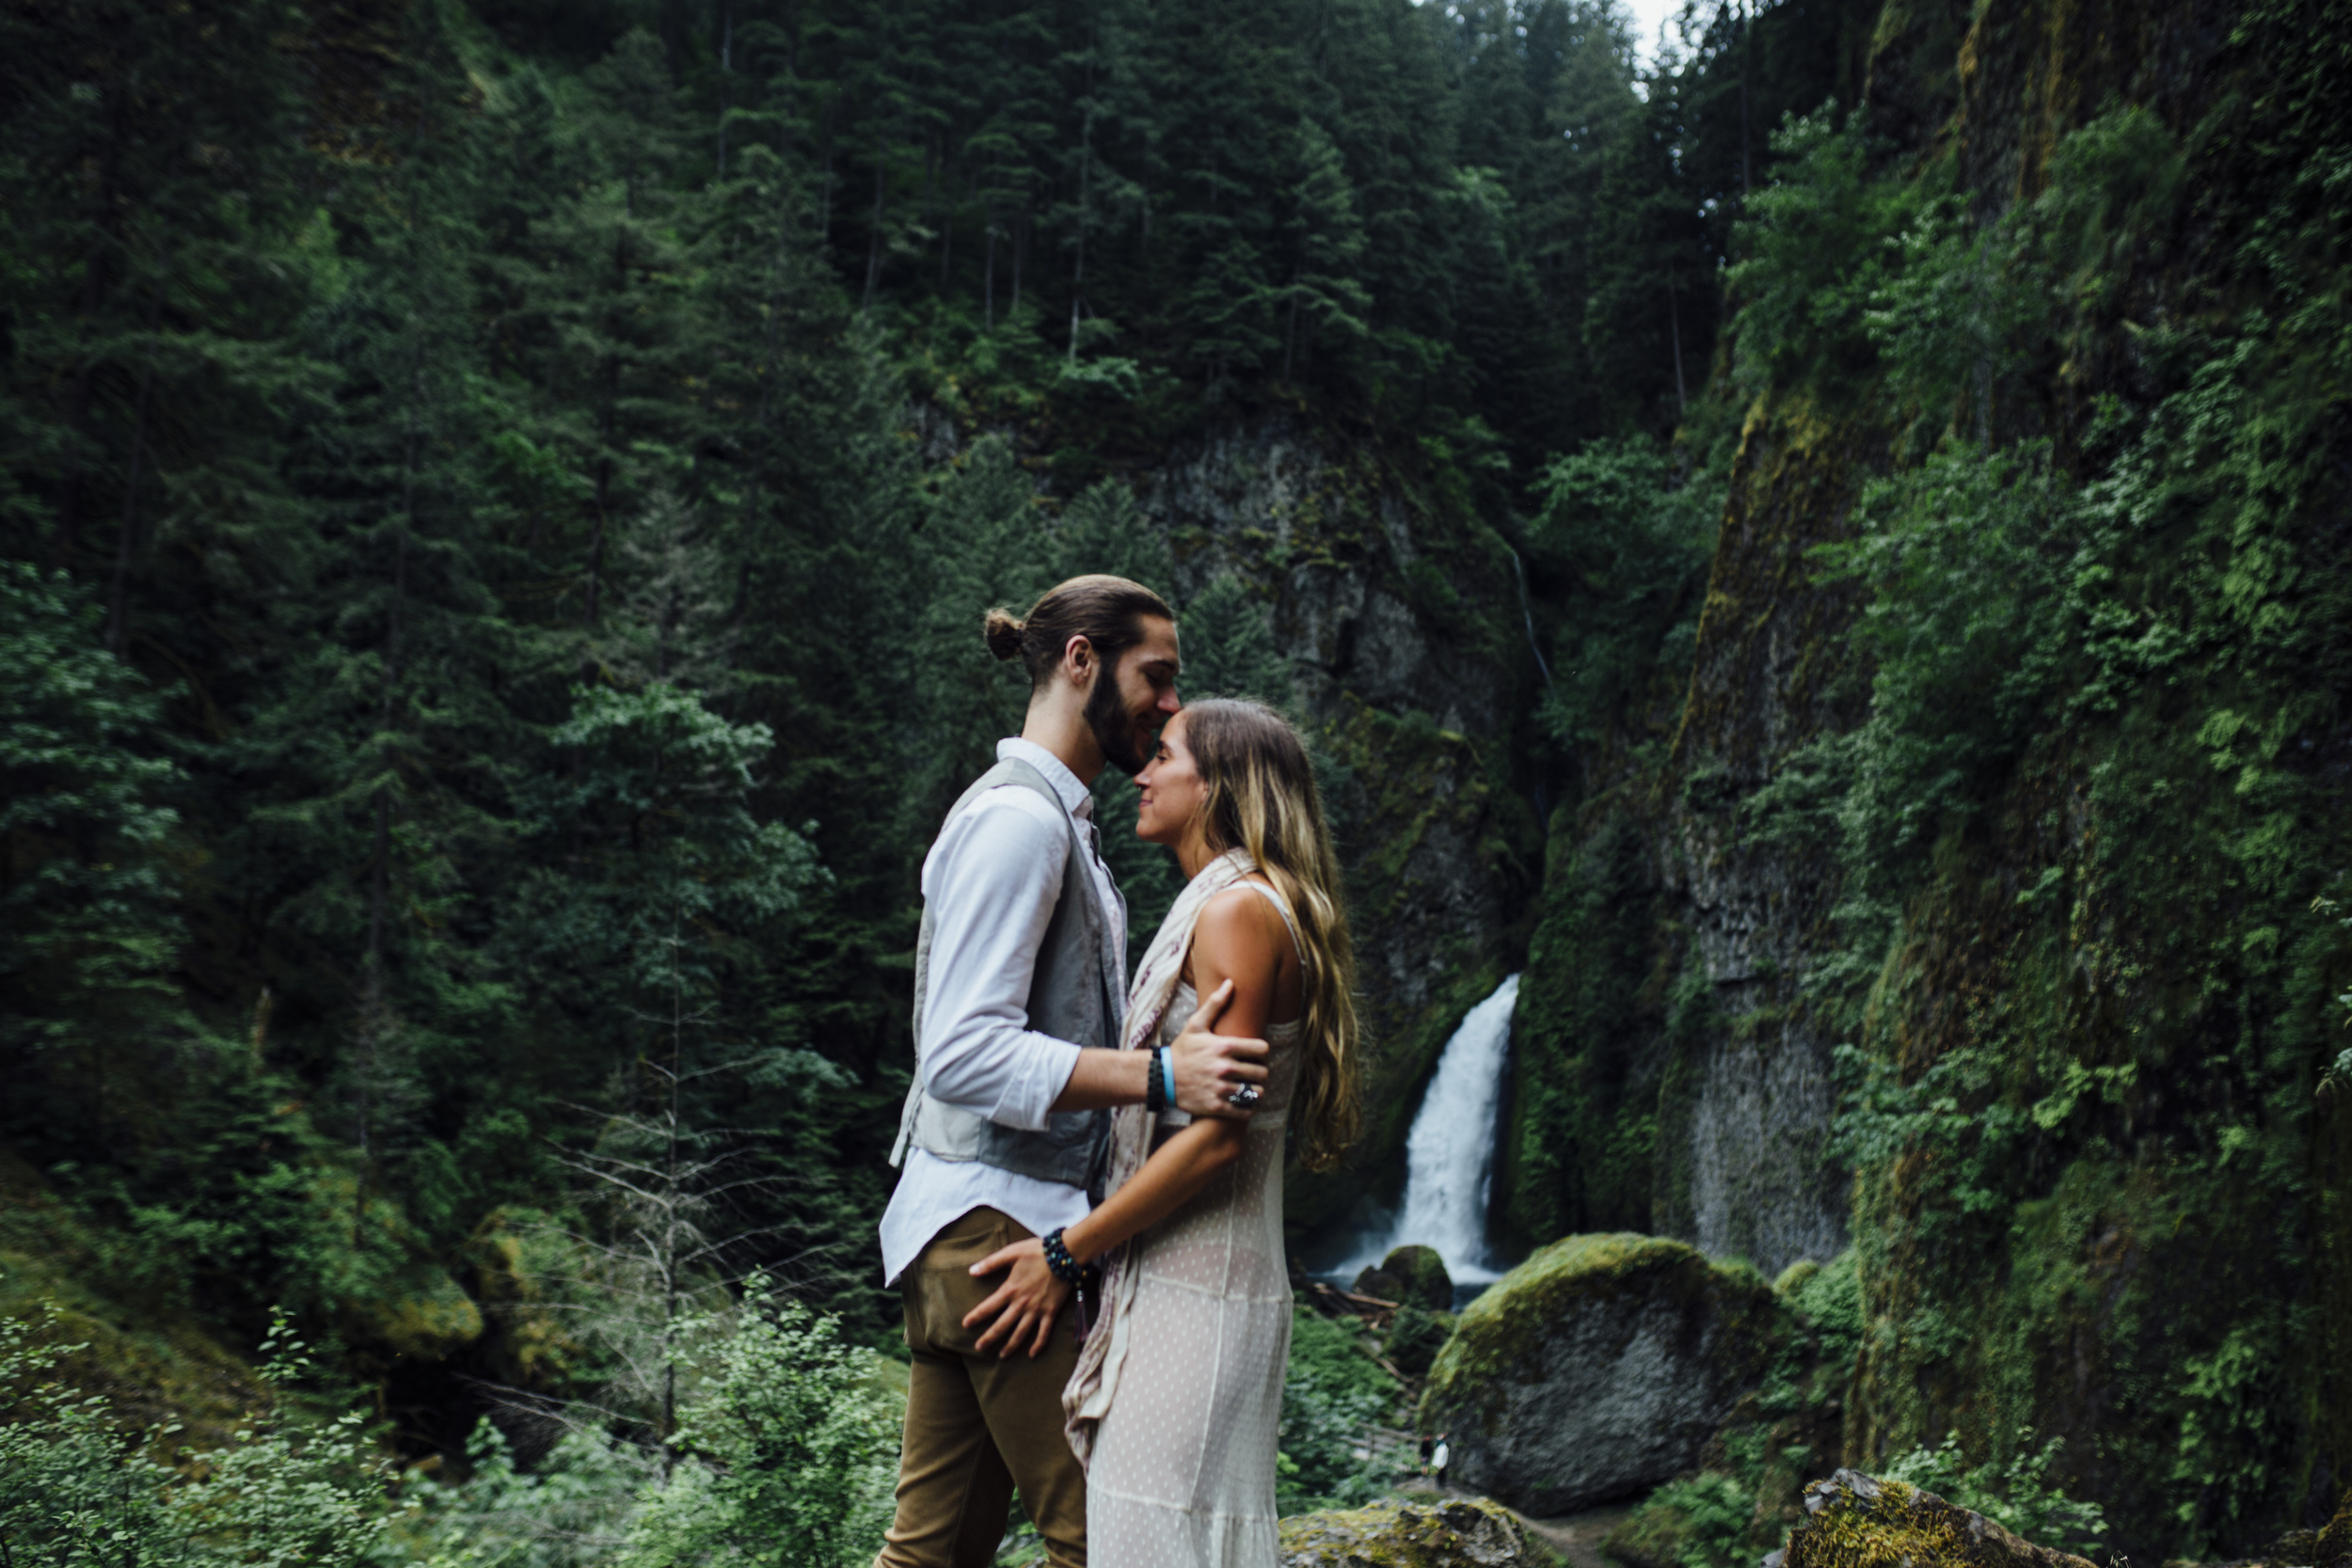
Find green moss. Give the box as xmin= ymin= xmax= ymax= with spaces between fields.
xmin=1275 ymin=1497 xmax=1556 ymax=1567
xmin=0 ymin=1156 xmax=267 ymax=1449
xmin=1780 ymin=1473 xmax=2093 ymax=1568
xmin=1420 ymin=1232 xmax=1787 ymax=1429
xmin=1499 ymin=809 xmax=1681 ymax=1247
xmin=1368 ymin=1245 xmax=1453 ymax=1310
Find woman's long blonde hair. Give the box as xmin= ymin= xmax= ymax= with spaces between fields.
xmin=1183 ymin=699 xmax=1362 ymax=1170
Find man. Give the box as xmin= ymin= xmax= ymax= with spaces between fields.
xmin=877 ymin=574 xmax=1269 ymax=1568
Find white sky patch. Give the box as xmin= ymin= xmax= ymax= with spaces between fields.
xmin=1619 ymin=0 xmax=1695 ymax=68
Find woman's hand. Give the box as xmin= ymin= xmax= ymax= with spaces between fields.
xmin=962 ymin=1238 xmax=1072 ymax=1358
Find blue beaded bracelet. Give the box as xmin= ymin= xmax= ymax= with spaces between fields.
xmin=1041 ymin=1227 xmax=1086 ymax=1286
xmin=1158 ymin=1045 xmax=1177 ymax=1111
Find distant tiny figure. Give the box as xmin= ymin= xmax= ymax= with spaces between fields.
xmin=1429 ymin=1433 xmax=1452 ymax=1488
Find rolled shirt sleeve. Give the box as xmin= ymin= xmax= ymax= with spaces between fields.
xmin=915 ymin=786 xmax=1087 ymax=1130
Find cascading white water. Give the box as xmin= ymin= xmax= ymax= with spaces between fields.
xmin=1345 ymin=973 xmax=1522 ymax=1285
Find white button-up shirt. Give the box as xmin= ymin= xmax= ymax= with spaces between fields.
xmin=878 ymin=737 xmax=1128 ymax=1284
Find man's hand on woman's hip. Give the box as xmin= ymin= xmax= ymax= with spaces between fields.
xmin=1168 ymin=978 xmax=1270 ymax=1120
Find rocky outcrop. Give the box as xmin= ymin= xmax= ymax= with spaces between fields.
xmin=1278 ymin=1497 xmax=1547 ymax=1567
xmin=1355 ymin=1244 xmax=1454 ymax=1311
xmin=1130 ymin=419 xmax=1540 ymax=1242
xmin=1418 ymin=1233 xmax=1790 ymax=1514
xmin=1772 ymin=1471 xmax=2096 ymax=1568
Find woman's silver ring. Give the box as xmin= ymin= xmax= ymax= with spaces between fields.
xmin=1227 ymin=1084 xmax=1263 ymax=1109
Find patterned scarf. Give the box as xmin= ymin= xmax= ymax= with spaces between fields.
xmin=1061 ymin=847 xmax=1256 ymax=1466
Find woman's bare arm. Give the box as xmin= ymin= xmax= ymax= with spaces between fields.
xmin=963 ymin=887 xmax=1287 ymax=1356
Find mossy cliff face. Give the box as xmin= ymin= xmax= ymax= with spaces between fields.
xmin=1504 ymin=0 xmax=2352 ymax=1558
xmin=1501 ymin=396 xmax=1873 ymax=1278
xmin=1420 ymin=1232 xmax=1791 ymax=1514
xmin=1140 ymin=420 xmax=1539 ymax=1240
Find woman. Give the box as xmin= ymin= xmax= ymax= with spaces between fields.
xmin=964 ymin=697 xmax=1362 ymax=1567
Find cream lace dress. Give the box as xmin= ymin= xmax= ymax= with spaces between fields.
xmin=1078 ymin=881 xmax=1304 ymax=1568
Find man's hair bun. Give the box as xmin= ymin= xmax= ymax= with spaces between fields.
xmin=983 ymin=609 xmax=1026 ymax=662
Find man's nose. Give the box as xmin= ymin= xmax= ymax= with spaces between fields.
xmin=1159 ymin=687 xmax=1181 ymax=714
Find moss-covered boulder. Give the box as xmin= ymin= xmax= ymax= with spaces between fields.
xmin=1357 ymin=1245 xmax=1454 ymax=1310
xmin=1278 ymin=1497 xmax=1549 ymax=1566
xmin=1771 ymin=1470 xmax=2096 ymax=1568
xmin=2312 ymin=1485 xmax=2352 ymax=1566
xmin=1417 ymin=1232 xmax=1790 ymax=1514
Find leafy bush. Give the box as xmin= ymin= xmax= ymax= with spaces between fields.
xmin=1380 ymin=1304 xmax=1450 ymax=1379
xmin=616 ymin=1276 xmax=898 ymax=1568
xmin=379 ymin=1421 xmax=646 ymax=1568
xmin=1604 ymin=1473 xmax=1756 ymax=1568
xmin=1882 ymin=1431 xmax=2107 ymax=1559
xmin=1782 ymin=1250 xmax=1864 ymax=1386
xmin=1 ymin=1299 xmax=385 ymax=1568
xmin=1278 ymin=1304 xmax=1404 ymax=1514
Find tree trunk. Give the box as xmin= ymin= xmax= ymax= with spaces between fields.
xmin=1011 ymin=201 xmax=1026 ymax=317
xmin=1667 ymin=275 xmax=1688 ymax=418
xmin=863 ymin=147 xmax=887 ymax=310
xmin=105 ymin=266 xmax=169 ymax=654
xmin=716 ymin=4 xmax=733 ymax=179
xmin=1068 ymin=47 xmax=1096 ymax=363
xmin=53 ymin=82 xmax=133 ymax=572
xmin=1284 ymin=253 xmax=1304 ymax=384
xmin=1740 ymin=0 xmax=1752 ymax=197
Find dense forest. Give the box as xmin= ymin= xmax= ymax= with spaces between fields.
xmin=3 ymin=0 xmax=2349 ymax=1564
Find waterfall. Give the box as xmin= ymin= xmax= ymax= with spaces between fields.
xmin=1346 ymin=973 xmax=1522 ymax=1285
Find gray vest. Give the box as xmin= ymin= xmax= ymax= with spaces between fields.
xmin=889 ymin=757 xmax=1120 ymax=1190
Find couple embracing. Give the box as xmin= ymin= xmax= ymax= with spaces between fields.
xmin=875 ymin=574 xmax=1361 ymax=1568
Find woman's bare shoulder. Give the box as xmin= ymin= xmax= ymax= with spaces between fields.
xmin=1192 ymin=883 xmax=1287 ymax=964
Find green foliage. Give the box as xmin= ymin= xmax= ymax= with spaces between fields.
xmin=1881 ymin=1431 xmax=2107 ymax=1559
xmin=0 ymin=564 xmax=184 ymax=1066
xmin=1379 ymin=1303 xmax=1449 ymax=1378
xmin=1524 ymin=435 xmax=1719 ymax=750
xmin=1278 ymin=1304 xmax=1405 ymax=1515
xmin=1782 ymin=1249 xmax=1863 ymax=1386
xmin=0 ymin=1299 xmax=385 ymax=1568
xmin=1615 ymin=1473 xmax=1756 ymax=1568
xmin=617 ymin=1277 xmax=898 ymax=1568
xmin=384 ymin=1280 xmax=898 ymax=1568
xmin=1728 ymin=107 xmax=1915 ymax=399
xmin=384 ymin=1421 xmax=645 ymax=1568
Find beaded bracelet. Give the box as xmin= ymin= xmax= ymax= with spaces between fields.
xmin=1041 ymin=1227 xmax=1087 ymax=1286
xmin=1160 ymin=1046 xmax=1178 ymax=1111
xmin=1145 ymin=1046 xmax=1168 ymax=1115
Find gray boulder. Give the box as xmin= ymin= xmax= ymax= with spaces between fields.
xmin=1417 ymin=1232 xmax=1789 ymax=1515
xmin=1278 ymin=1497 xmax=1540 ymax=1566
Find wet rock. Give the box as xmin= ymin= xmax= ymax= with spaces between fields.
xmin=1356 ymin=1245 xmax=1454 ymax=1310
xmin=1278 ymin=1497 xmax=1543 ymax=1566
xmin=1418 ymin=1232 xmax=1790 ymax=1514
xmin=1773 ymin=1470 xmax=2096 ymax=1568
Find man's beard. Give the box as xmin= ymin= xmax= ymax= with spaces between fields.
xmin=1086 ymin=673 xmax=1152 ymax=777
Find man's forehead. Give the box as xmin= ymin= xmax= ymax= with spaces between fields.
xmin=1136 ymin=616 xmax=1181 ymax=670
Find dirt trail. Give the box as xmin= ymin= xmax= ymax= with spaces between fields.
xmin=1516 ymin=1504 xmax=1633 ymax=1568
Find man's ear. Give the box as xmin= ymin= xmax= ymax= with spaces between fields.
xmin=1062 ymin=633 xmax=1096 ymax=686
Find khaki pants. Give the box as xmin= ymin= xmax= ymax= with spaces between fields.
xmin=875 ymin=1208 xmax=1087 ymax=1568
